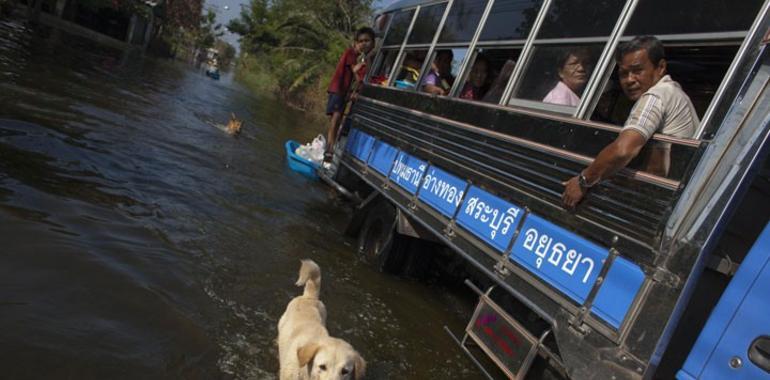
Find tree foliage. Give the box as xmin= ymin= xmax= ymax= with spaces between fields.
xmin=158 ymin=3 xmax=224 ymax=59
xmin=164 ymin=0 xmax=203 ymax=31
xmin=228 ymin=0 xmax=373 ymax=102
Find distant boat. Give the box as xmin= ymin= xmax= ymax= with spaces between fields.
xmin=205 ymin=64 xmax=220 ymax=80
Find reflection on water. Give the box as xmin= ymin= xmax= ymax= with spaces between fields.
xmin=0 ymin=20 xmax=479 ymax=379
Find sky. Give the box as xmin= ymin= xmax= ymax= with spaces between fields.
xmin=204 ymin=0 xmax=399 ymax=49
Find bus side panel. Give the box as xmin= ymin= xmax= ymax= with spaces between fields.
xmin=677 ymin=222 xmax=770 ymax=379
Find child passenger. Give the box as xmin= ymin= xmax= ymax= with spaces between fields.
xmin=459 ymin=56 xmax=490 ymax=101
xmin=324 ymin=27 xmax=376 ymax=165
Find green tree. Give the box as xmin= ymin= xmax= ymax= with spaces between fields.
xmin=195 ymin=7 xmax=224 ymax=49
xmin=228 ymin=0 xmax=373 ymax=104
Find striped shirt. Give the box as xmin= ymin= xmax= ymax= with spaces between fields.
xmin=622 ymin=75 xmax=699 ymax=141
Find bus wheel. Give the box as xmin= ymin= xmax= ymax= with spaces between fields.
xmin=357 ymin=199 xmax=404 ymax=272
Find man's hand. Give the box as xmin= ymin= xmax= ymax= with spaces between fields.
xmin=562 ymin=176 xmax=586 ymax=209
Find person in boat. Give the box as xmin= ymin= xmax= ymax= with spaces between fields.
xmin=421 ymin=49 xmax=454 ymax=96
xmin=324 ymin=27 xmax=375 ymax=165
xmin=562 ymin=36 xmax=699 ymax=208
xmin=543 ymin=48 xmax=591 ymax=107
xmin=459 ymin=55 xmax=490 ymax=101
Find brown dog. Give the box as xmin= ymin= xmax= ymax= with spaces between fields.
xmin=278 ymin=260 xmax=366 ymax=380
xmin=226 ymin=113 xmax=242 ymax=135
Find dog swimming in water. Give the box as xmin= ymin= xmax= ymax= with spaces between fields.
xmin=225 ymin=113 xmax=242 ymax=136
xmin=277 ymin=260 xmax=366 ymax=380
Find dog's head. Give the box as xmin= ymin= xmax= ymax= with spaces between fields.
xmin=298 ymin=337 xmax=366 ymax=380
xmin=226 ymin=113 xmax=242 ymax=135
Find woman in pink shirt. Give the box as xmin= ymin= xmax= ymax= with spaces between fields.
xmin=543 ymin=49 xmax=590 ymax=107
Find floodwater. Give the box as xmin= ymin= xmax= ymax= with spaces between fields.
xmin=0 ymin=19 xmax=482 ymax=379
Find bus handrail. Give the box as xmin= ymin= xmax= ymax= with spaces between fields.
xmin=363 ymin=86 xmax=702 ymax=147
xmin=359 ymin=94 xmax=687 ymax=191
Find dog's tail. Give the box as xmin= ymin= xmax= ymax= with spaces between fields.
xmin=295 ymin=259 xmax=321 ymax=299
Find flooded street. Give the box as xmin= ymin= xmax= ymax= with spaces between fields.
xmin=0 ymin=20 xmax=480 ymax=379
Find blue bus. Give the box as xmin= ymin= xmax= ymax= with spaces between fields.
xmin=330 ymin=0 xmax=770 ymax=378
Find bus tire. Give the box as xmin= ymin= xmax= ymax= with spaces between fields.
xmin=357 ymin=199 xmax=404 ymax=273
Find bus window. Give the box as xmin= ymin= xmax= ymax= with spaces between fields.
xmin=438 ymin=0 xmax=489 ymax=44
xmin=589 ymin=0 xmax=762 ymax=137
xmin=383 ymin=9 xmax=416 ymax=47
xmin=537 ymin=0 xmax=626 ymax=39
xmin=507 ymin=0 xmax=627 ymax=112
xmin=455 ymin=48 xmax=521 ymax=103
xmin=514 ymin=45 xmax=604 ymax=107
xmin=393 ymin=49 xmax=428 ymax=90
xmin=421 ymin=48 xmax=468 ymax=96
xmin=370 ymin=48 xmax=399 ymax=86
xmin=478 ymin=0 xmax=544 ymax=42
xmin=460 ymin=0 xmax=541 ymax=104
xmin=624 ymin=0 xmax=764 ymax=36
xmin=373 ymin=13 xmax=390 ymax=36
xmin=407 ymin=2 xmax=448 ymax=45
xmin=591 ymin=45 xmax=740 ymax=126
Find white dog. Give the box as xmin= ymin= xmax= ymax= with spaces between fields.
xmin=278 ymin=260 xmax=366 ymax=380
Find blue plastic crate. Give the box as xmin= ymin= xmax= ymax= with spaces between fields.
xmin=285 ymin=140 xmax=319 ymax=180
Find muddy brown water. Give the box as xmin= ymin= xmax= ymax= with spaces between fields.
xmin=0 ymin=19 xmax=489 ymax=379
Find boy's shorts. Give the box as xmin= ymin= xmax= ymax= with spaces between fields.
xmin=326 ymin=93 xmax=346 ymax=115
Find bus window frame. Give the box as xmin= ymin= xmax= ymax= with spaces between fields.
xmin=453 ymin=46 xmax=524 ymax=103
xmin=502 ymin=0 xmax=635 ymax=116
xmin=505 ymin=38 xmax=612 ymax=115
xmin=376 ymin=2 xmax=453 ymax=89
xmin=447 ymin=0 xmax=496 ymax=96
xmin=406 ymin=1 xmax=451 ymax=45
xmin=367 ymin=12 xmax=395 ymax=85
xmin=370 ymin=0 xmax=769 ymax=159
xmin=420 ymin=45 xmax=472 ymax=96
xmin=581 ymin=37 xmax=747 ymax=126
xmin=413 ymin=0 xmax=455 ymax=91
xmin=385 ymin=6 xmax=421 ymax=87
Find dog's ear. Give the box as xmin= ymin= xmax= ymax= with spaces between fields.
xmin=354 ymin=353 xmax=366 ymax=380
xmin=230 ymin=113 xmax=237 ymax=122
xmin=297 ymin=343 xmax=320 ymax=367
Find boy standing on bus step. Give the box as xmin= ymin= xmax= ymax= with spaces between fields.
xmin=562 ymin=36 xmax=699 ymax=208
xmin=324 ymin=27 xmax=376 ymax=166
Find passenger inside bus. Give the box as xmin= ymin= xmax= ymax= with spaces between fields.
xmin=421 ymin=49 xmax=455 ymax=96
xmin=562 ymin=36 xmax=699 ymax=208
xmin=542 ymin=48 xmax=590 ymax=106
xmin=481 ymin=55 xmax=517 ymax=103
xmin=394 ymin=51 xmax=426 ymax=89
xmin=459 ymin=55 xmax=490 ymax=101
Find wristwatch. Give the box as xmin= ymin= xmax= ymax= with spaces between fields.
xmin=578 ymin=171 xmax=594 ymax=189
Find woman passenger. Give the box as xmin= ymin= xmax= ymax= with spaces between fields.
xmin=459 ymin=56 xmax=490 ymax=101
xmin=421 ymin=50 xmax=454 ymax=95
xmin=543 ymin=49 xmax=590 ymax=106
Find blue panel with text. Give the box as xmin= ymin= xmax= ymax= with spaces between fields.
xmin=456 ymin=186 xmax=523 ymax=253
xmin=509 ymin=214 xmax=607 ymax=304
xmin=418 ymin=166 xmax=467 ymax=218
xmin=388 ymin=151 xmax=427 ymax=194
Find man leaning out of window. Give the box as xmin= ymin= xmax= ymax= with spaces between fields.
xmin=562 ymin=36 xmax=699 ymax=208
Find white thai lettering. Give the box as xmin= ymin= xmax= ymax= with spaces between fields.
xmin=523 ymin=228 xmax=538 ymax=250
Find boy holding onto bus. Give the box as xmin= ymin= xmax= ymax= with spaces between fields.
xmin=324 ymin=27 xmax=376 ymax=166
xmin=562 ymin=36 xmax=699 ymax=208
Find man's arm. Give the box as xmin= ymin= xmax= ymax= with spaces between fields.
xmin=561 ymin=130 xmax=648 ymax=208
